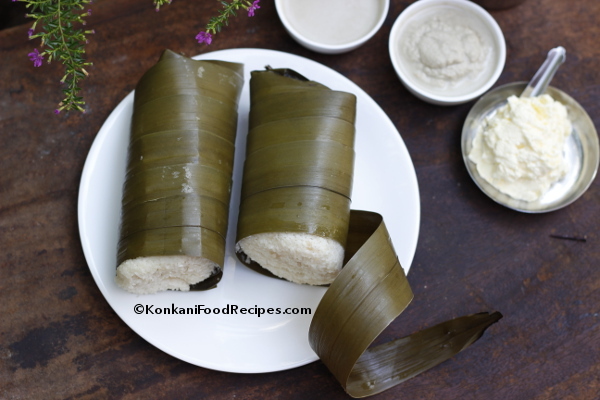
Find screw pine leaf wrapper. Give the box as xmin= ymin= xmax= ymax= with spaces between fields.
xmin=235 ymin=67 xmax=502 ymax=397
xmin=115 ymin=50 xmax=244 ymax=294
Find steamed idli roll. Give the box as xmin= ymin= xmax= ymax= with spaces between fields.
xmin=236 ymin=68 xmax=356 ymax=285
xmin=115 ymin=50 xmax=243 ymax=294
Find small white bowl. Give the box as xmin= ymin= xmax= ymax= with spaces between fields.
xmin=389 ymin=0 xmax=506 ymax=105
xmin=275 ymin=0 xmax=390 ymax=54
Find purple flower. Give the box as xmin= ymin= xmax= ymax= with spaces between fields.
xmin=54 ymin=109 xmax=61 ymax=115
xmin=28 ymin=48 xmax=44 ymax=67
xmin=247 ymin=0 xmax=260 ymax=17
xmin=28 ymin=28 xmax=34 ymax=38
xmin=195 ymin=31 xmax=213 ymax=45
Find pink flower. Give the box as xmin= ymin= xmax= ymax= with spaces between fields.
xmin=247 ymin=0 xmax=260 ymax=17
xmin=28 ymin=48 xmax=44 ymax=67
xmin=196 ymin=31 xmax=213 ymax=45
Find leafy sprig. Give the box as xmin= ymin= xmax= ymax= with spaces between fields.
xmin=20 ymin=0 xmax=260 ymax=114
xmin=196 ymin=0 xmax=260 ymax=45
xmin=24 ymin=0 xmax=94 ymax=114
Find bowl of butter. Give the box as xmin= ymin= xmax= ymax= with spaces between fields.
xmin=462 ymin=82 xmax=599 ymax=213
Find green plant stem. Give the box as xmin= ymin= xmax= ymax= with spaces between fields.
xmin=25 ymin=0 xmax=93 ymax=113
xmin=206 ymin=0 xmax=255 ymax=34
xmin=56 ymin=0 xmax=88 ymax=112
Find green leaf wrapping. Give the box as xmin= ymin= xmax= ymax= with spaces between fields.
xmin=236 ymin=68 xmax=502 ymax=396
xmin=117 ymin=50 xmax=243 ymax=290
xmin=310 ymin=211 xmax=502 ymax=397
xmin=237 ymin=68 xmax=356 ymax=248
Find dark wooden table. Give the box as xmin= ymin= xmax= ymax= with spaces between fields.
xmin=2 ymin=0 xmax=599 ymax=398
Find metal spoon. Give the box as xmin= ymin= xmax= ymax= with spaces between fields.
xmin=521 ymin=46 xmax=566 ymax=98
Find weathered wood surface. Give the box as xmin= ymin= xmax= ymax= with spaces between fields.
xmin=1 ymin=0 xmax=599 ymax=398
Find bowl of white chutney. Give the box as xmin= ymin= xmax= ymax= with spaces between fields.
xmin=275 ymin=0 xmax=390 ymax=54
xmin=389 ymin=0 xmax=506 ymax=105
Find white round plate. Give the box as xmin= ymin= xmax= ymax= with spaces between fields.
xmin=78 ymin=48 xmax=420 ymax=373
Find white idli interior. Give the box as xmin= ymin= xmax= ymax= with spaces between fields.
xmin=236 ymin=232 xmax=344 ymax=285
xmin=115 ymin=255 xmax=218 ymax=294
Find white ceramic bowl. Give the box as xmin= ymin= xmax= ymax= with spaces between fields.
xmin=389 ymin=0 xmax=506 ymax=105
xmin=275 ymin=0 xmax=390 ymax=54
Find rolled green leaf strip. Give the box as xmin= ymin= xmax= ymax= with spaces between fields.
xmin=247 ymin=116 xmax=355 ymax=148
xmin=134 ymin=58 xmax=243 ymax=108
xmin=236 ymin=68 xmax=501 ymax=396
xmin=126 ymin=130 xmax=235 ymax=176
xmin=115 ymin=50 xmax=243 ymax=294
xmin=249 ymin=91 xmax=356 ymax=129
xmin=310 ymin=211 xmax=502 ymax=397
xmin=119 ymin=194 xmax=229 ymax=240
xmin=241 ymin=140 xmax=354 ymax=200
xmin=121 ymin=163 xmax=232 ymax=209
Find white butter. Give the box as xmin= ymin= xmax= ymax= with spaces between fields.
xmin=469 ymin=94 xmax=572 ymax=202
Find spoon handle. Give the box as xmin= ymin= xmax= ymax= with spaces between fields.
xmin=521 ymin=46 xmax=566 ymax=98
